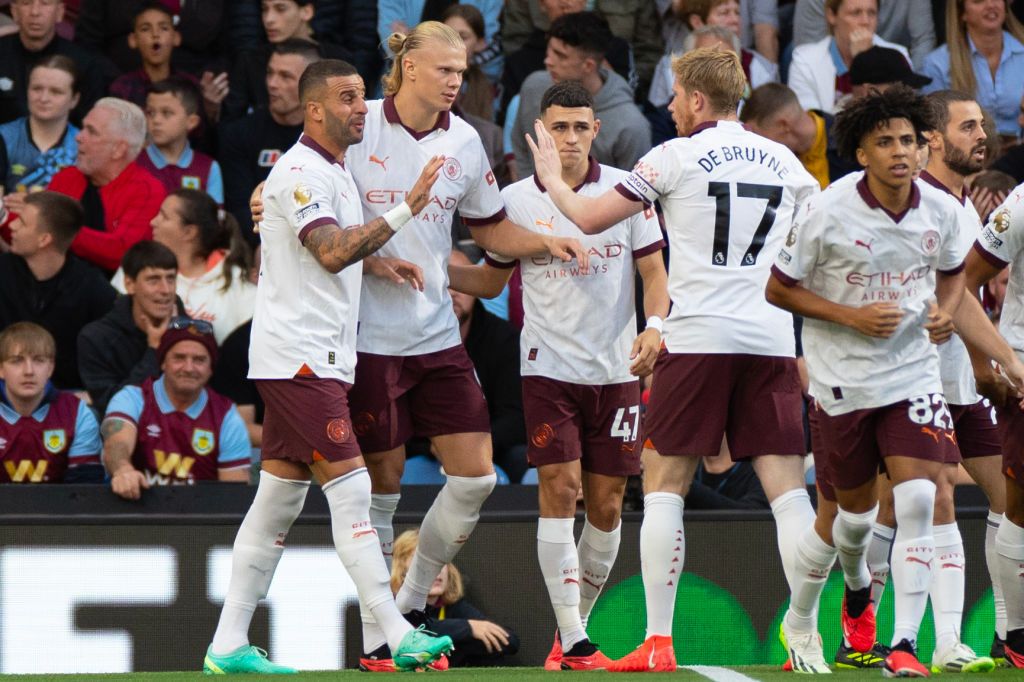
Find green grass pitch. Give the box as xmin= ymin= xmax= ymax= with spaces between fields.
xmin=2 ymin=667 xmax=1022 ymax=681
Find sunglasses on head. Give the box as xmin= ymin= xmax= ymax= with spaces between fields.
xmin=168 ymin=317 xmax=214 ymax=335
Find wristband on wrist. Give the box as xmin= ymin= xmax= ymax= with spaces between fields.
xmin=646 ymin=315 xmax=664 ymax=333
xmin=383 ymin=202 xmax=413 ymax=232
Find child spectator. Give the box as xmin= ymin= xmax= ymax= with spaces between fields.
xmin=0 ymin=322 xmax=103 ymax=484
xmin=108 ymin=3 xmax=198 ymax=109
xmin=0 ymin=56 xmax=79 ymax=207
xmin=388 ymin=529 xmax=519 ymax=668
xmin=138 ymin=78 xmax=223 ymax=204
xmin=111 ymin=189 xmax=254 ymax=344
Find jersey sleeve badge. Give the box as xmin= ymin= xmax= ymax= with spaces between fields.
xmin=293 ymin=183 xmax=313 ymax=207
xmin=993 ymin=208 xmax=1011 ymax=233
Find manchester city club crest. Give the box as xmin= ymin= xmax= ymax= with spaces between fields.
xmin=192 ymin=429 xmax=215 ymax=456
xmin=42 ymin=429 xmax=66 ymax=454
xmin=443 ymin=156 xmax=462 ymax=181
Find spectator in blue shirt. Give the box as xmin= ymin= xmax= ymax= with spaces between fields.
xmin=923 ymin=0 xmax=1024 ymax=143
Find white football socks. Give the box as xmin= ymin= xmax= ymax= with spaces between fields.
xmin=986 ymin=510 xmax=1007 ymax=639
xmin=323 ymin=468 xmax=412 ymax=653
xmin=833 ymin=505 xmax=878 ymax=591
xmin=641 ymin=493 xmax=684 ymax=638
xmin=578 ymin=519 xmax=621 ymax=629
xmin=995 ymin=516 xmax=1024 ymax=632
xmin=538 ymin=517 xmax=587 ymax=650
xmin=770 ymin=488 xmax=817 ymax=594
xmin=360 ymin=492 xmax=401 ymax=654
xmin=395 ymin=473 xmax=496 ymax=614
xmin=930 ymin=522 xmax=965 ymax=653
xmin=785 ymin=525 xmax=838 ymax=634
xmin=211 ymin=471 xmax=310 ymax=655
xmin=890 ymin=479 xmax=936 ymax=648
xmin=867 ymin=523 xmax=895 ymax=609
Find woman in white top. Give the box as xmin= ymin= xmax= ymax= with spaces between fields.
xmin=112 ymin=188 xmax=255 ymax=343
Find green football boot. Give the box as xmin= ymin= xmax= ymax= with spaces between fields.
xmin=203 ymin=644 xmax=297 ymax=674
xmin=392 ymin=626 xmax=454 ymax=672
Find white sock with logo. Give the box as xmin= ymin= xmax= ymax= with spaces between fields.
xmin=930 ymin=522 xmax=966 ymax=654
xmin=785 ymin=525 xmax=838 ymax=634
xmin=995 ymin=516 xmax=1024 ymax=632
xmin=890 ymin=479 xmax=936 ymax=648
xmin=986 ymin=510 xmax=1008 ymax=639
xmin=577 ymin=520 xmax=621 ymax=630
xmin=538 ymin=517 xmax=586 ymax=651
xmin=211 ymin=471 xmax=309 ymax=655
xmin=395 ymin=473 xmax=496 ymax=614
xmin=360 ymin=493 xmax=401 ymax=654
xmin=641 ymin=493 xmax=684 ymax=638
xmin=323 ymin=468 xmax=411 ymax=653
xmin=770 ymin=488 xmax=817 ymax=593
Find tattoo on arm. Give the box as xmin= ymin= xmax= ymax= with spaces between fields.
xmin=304 ymin=217 xmax=396 ymax=273
xmin=100 ymin=418 xmax=126 ymax=440
xmin=100 ymin=419 xmax=135 ymax=472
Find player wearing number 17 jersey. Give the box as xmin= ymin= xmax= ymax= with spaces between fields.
xmin=525 ymin=48 xmax=820 ymax=671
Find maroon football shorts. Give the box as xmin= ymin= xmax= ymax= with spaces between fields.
xmin=817 ymin=394 xmax=959 ymax=493
xmin=948 ymin=400 xmax=1001 ymax=461
xmin=808 ymin=400 xmax=838 ymax=503
xmin=256 ymin=374 xmax=361 ymax=464
xmin=348 ymin=346 xmax=491 ymax=453
xmin=642 ymin=351 xmax=804 ymax=458
xmin=994 ymin=401 xmax=1024 ymax=484
xmin=522 ymin=376 xmax=642 ymax=477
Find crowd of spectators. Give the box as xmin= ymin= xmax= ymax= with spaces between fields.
xmin=0 ymin=0 xmax=1022 ymax=501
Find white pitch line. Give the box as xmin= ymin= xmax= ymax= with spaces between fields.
xmin=683 ymin=665 xmax=763 ymax=682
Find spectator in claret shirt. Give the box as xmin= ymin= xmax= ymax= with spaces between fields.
xmin=34 ymin=97 xmax=165 ymax=273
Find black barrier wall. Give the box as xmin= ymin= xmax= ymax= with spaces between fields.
xmin=0 ymin=509 xmax=997 ymax=673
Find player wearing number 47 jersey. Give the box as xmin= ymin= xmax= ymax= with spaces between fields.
xmin=526 ymin=48 xmax=821 ymax=672
xmin=767 ymin=86 xmax=1024 ymax=677
xmin=451 ymin=81 xmax=668 ymax=671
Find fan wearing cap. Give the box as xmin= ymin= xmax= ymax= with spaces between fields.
xmin=848 ymin=46 xmax=933 ymax=100
xmin=101 ymin=317 xmax=251 ymax=500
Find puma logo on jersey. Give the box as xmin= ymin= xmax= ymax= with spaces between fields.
xmin=855 ymin=238 xmax=874 ymax=253
xmin=535 ymin=216 xmax=554 ymax=231
xmin=369 ymin=155 xmax=389 ymax=171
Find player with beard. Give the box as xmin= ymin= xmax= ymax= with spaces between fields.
xmin=526 ymin=48 xmax=821 ymax=672
xmin=202 ymin=59 xmax=453 ymax=674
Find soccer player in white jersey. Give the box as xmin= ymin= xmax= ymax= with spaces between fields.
xmin=449 ymin=80 xmax=669 ymax=671
xmin=766 ymin=85 xmax=1024 ymax=677
xmin=965 ymin=183 xmax=1024 ymax=669
xmin=335 ymin=21 xmax=591 ymax=671
xmin=202 ymin=59 xmax=453 ymax=674
xmin=525 ymin=47 xmax=821 ymax=672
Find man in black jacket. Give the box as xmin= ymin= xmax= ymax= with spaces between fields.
xmin=0 ymin=0 xmax=108 ymax=125
xmin=0 ymin=191 xmax=115 ymax=389
xmin=77 ymin=240 xmax=183 ymax=413
xmin=447 ymin=250 xmax=527 ymax=482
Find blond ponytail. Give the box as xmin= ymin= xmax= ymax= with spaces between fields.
xmin=381 ymin=20 xmax=465 ymax=96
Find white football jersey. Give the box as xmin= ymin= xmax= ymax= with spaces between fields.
xmin=920 ymin=171 xmax=982 ymax=406
xmin=249 ymin=135 xmax=364 ymax=382
xmin=975 ymin=182 xmax=1024 ymax=359
xmin=348 ymin=99 xmax=505 ymax=356
xmin=774 ymin=176 xmax=967 ymax=415
xmin=493 ymin=161 xmax=665 ymax=385
xmin=619 ymin=120 xmax=819 ymax=356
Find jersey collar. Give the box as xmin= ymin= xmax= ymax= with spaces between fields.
xmin=145 ymin=142 xmax=195 ymax=170
xmin=686 ymin=119 xmax=746 ymax=138
xmin=533 ymin=156 xmax=600 ymax=193
xmin=856 ymin=175 xmax=921 ymax=223
xmin=383 ymin=95 xmax=451 ymax=140
xmin=918 ymin=169 xmax=968 ymax=206
xmin=153 ymin=376 xmax=208 ymax=418
xmin=299 ymin=133 xmax=344 ymax=167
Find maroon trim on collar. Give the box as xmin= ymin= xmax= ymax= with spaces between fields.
xmin=856 ymin=176 xmax=921 ymax=223
xmin=383 ymin=95 xmax=451 ymax=140
xmin=918 ymin=170 xmax=968 ymax=206
xmin=299 ymin=134 xmax=342 ymax=166
xmin=533 ymin=156 xmax=601 ymax=193
xmin=686 ymin=120 xmax=720 ymax=138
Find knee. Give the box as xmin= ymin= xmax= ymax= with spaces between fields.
xmin=586 ymin=499 xmax=622 ymax=531
xmin=893 ymin=479 xmax=937 ymax=521
xmin=366 ymin=458 xmax=404 ymax=493
xmin=932 ymin=484 xmax=956 ymax=525
xmin=446 ymin=473 xmax=497 ymax=506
